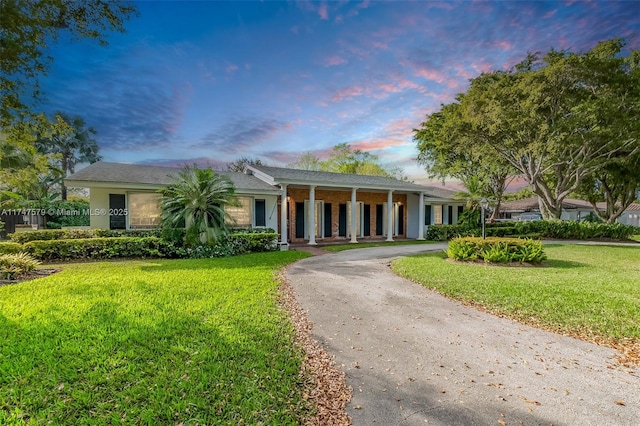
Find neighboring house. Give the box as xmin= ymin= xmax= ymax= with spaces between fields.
xmin=500 ymin=197 xmax=596 ymax=221
xmin=617 ymin=203 xmax=640 ymax=227
xmin=501 ymin=197 xmax=640 ymax=226
xmin=65 ymin=162 xmax=463 ymax=246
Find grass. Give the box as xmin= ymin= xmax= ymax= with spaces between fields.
xmin=392 ymin=245 xmax=640 ymax=355
xmin=631 ymin=235 xmax=640 ymax=242
xmin=0 ymin=251 xmax=311 ymax=425
xmin=321 ymin=239 xmax=436 ymax=252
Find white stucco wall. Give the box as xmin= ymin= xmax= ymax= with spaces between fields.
xmin=88 ymin=187 xmax=279 ymax=231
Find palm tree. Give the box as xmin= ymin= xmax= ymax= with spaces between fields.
xmin=160 ymin=166 xmax=238 ymax=246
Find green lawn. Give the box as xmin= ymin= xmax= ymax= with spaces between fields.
xmin=631 ymin=235 xmax=640 ymax=242
xmin=321 ymin=239 xmax=436 ymax=252
xmin=393 ymin=245 xmax=640 ymax=350
xmin=0 ymin=251 xmax=311 ymax=425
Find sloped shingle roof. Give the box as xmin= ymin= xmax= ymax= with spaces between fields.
xmin=65 ymin=162 xmax=279 ymax=193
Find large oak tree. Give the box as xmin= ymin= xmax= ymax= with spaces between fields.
xmin=416 ymin=39 xmax=640 ymax=220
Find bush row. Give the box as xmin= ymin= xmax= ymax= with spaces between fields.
xmin=7 ymin=227 xmax=277 ymax=243
xmin=7 ymin=228 xmax=164 ymax=243
xmin=447 ymin=237 xmax=546 ymax=264
xmin=426 ymin=220 xmax=637 ymax=241
xmin=0 ymin=232 xmax=280 ymax=261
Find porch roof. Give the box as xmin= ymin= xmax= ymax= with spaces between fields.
xmin=246 ymin=165 xmax=457 ymax=199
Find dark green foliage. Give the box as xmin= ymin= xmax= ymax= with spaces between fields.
xmin=9 ymin=229 xmax=95 ymax=243
xmin=0 ymin=242 xmax=24 ymax=254
xmin=44 ymin=200 xmax=90 ymax=228
xmin=447 ymin=237 xmax=546 ymax=264
xmin=7 ymin=229 xmax=279 ymax=261
xmin=21 ymin=237 xmax=174 ymax=261
xmin=426 ymin=220 xmax=637 ymax=241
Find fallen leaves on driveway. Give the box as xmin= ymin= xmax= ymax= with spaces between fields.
xmin=278 ymin=270 xmax=352 ymax=426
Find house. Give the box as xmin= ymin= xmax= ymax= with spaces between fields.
xmin=65 ymin=162 xmax=463 ymax=247
xmin=500 ymin=197 xmax=597 ymax=221
xmin=500 ymin=196 xmax=640 ymax=226
xmin=617 ymin=203 xmax=640 ymax=227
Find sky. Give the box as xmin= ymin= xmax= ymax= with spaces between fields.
xmin=38 ymin=0 xmax=640 ymax=184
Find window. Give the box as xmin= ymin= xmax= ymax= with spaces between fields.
xmin=226 ymin=196 xmax=252 ymax=228
xmin=255 ymin=199 xmax=266 ymax=227
xmin=128 ymin=193 xmax=161 ymax=229
xmin=433 ymin=205 xmax=443 ymax=225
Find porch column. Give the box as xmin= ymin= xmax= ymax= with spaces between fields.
xmin=280 ymin=184 xmax=288 ymax=249
xmin=417 ymin=192 xmax=425 ymax=240
xmin=308 ymin=185 xmax=317 ymax=245
xmin=386 ymin=190 xmax=394 ymax=242
xmin=350 ymin=187 xmax=358 ymax=243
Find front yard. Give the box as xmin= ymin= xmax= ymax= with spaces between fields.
xmin=393 ymin=244 xmax=640 ymax=363
xmin=0 ymin=252 xmax=311 ymax=424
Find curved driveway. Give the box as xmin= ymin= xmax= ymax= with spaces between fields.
xmin=286 ymin=244 xmax=640 ymax=425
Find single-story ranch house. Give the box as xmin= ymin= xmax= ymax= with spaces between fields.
xmin=65 ymin=162 xmax=463 ymax=247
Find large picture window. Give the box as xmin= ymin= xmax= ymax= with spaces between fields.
xmin=226 ymin=197 xmax=252 ymax=228
xmin=128 ymin=193 xmax=161 ymax=229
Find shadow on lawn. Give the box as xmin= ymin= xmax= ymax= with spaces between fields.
xmin=0 ymin=296 xmax=304 ymax=424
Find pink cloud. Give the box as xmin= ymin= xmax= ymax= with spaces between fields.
xmin=225 ymin=62 xmax=239 ymax=73
xmin=318 ymin=2 xmax=328 ymax=20
xmin=323 ymin=55 xmax=348 ymax=67
xmin=543 ymin=9 xmax=558 ymax=19
xmin=372 ymin=41 xmax=388 ymax=50
xmin=331 ymin=85 xmax=367 ymax=102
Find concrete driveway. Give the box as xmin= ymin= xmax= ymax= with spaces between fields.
xmin=286 ymin=244 xmax=640 ymax=425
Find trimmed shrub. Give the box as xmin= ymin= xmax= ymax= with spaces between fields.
xmin=9 ymin=229 xmax=96 ymax=243
xmin=447 ymin=237 xmax=546 ymax=264
xmin=428 ymin=220 xmax=637 ymax=241
xmin=21 ymin=237 xmax=177 ymax=262
xmin=0 ymin=242 xmax=24 ymax=254
xmin=175 ymin=232 xmax=279 ymax=259
xmin=425 ymin=224 xmax=477 ymax=241
xmin=0 ymin=252 xmax=41 ymax=280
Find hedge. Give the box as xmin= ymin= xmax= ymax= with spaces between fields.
xmin=3 ymin=232 xmax=280 ymax=261
xmin=447 ymin=237 xmax=546 ymax=264
xmin=426 ymin=220 xmax=637 ymax=241
xmin=19 ymin=237 xmax=175 ymax=261
xmin=0 ymin=242 xmax=25 ymax=255
xmin=8 ymin=228 xmax=163 ymax=243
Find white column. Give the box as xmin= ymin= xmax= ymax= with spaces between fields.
xmin=308 ymin=185 xmax=317 ymax=245
xmin=417 ymin=192 xmax=425 ymax=240
xmin=386 ymin=190 xmax=394 ymax=242
xmin=350 ymin=187 xmax=358 ymax=243
xmin=280 ymin=184 xmax=288 ymax=250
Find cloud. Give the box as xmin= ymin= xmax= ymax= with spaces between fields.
xmin=323 ymin=55 xmax=348 ymax=67
xmin=318 ymin=2 xmax=328 ymax=20
xmin=331 ymin=85 xmax=367 ymax=102
xmin=195 ymin=117 xmax=293 ymax=154
xmin=225 ymin=62 xmax=239 ymax=73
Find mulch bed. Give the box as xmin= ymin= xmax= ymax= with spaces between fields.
xmin=0 ymin=268 xmax=61 ymax=287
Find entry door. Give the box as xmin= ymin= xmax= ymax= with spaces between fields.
xmin=304 ymin=200 xmax=324 ymax=240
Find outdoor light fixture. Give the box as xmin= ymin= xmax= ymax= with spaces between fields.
xmin=480 ymin=198 xmax=489 ymax=240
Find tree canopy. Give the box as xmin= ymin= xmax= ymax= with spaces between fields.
xmin=36 ymin=113 xmax=102 ymax=200
xmin=289 ymin=143 xmax=406 ymax=180
xmin=415 ymin=38 xmax=640 ymax=221
xmin=0 ymin=0 xmax=138 ymax=126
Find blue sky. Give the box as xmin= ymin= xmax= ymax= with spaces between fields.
xmin=38 ymin=0 xmax=640 ymax=183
